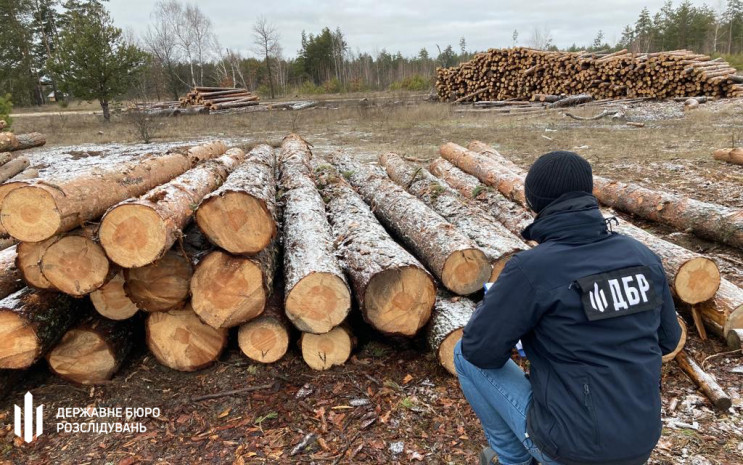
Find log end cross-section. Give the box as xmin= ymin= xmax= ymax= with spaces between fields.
xmin=90 ymin=272 xmax=140 ymax=320
xmin=124 ymin=251 xmax=193 ymax=313
xmin=98 ymin=203 xmax=168 ymax=269
xmin=1 ymin=185 xmax=61 ymax=243
xmin=300 ymin=325 xmax=354 ymax=371
xmin=40 ymin=235 xmax=111 ymax=297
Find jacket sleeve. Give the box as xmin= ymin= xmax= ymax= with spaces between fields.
xmin=657 ymin=279 xmax=682 ymax=355
xmin=460 ymin=258 xmax=540 ymax=369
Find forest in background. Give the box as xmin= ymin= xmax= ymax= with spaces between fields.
xmin=1 ymin=0 xmax=742 ymax=110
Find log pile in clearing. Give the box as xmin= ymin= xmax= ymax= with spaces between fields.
xmin=279 ymin=135 xmax=351 ymax=334
xmin=99 ymin=147 xmax=245 ymax=268
xmin=436 ymin=48 xmax=743 ymax=102
xmin=331 ymin=153 xmax=491 ymax=295
xmin=1 ymin=141 xmax=228 ymax=243
xmin=0 ymin=132 xmax=46 ymax=152
xmin=180 ymin=86 xmax=259 ymax=111
xmin=713 ymin=147 xmax=743 ymax=166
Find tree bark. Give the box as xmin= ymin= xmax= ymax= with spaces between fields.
xmin=674 ymin=351 xmax=731 ymax=411
xmin=314 ymin=164 xmax=436 ymax=337
xmin=0 ymin=152 xmax=13 ymax=166
xmin=46 ymin=315 xmax=136 ymax=385
xmin=1 ymin=141 xmax=228 ymax=242
xmin=190 ymin=240 xmax=278 ymax=329
xmin=379 ymin=152 xmax=527 ymax=282
xmin=592 ymin=176 xmax=743 ymax=250
xmin=100 ymin=100 xmax=111 ymax=122
xmin=426 ymin=292 xmax=476 ymax=375
xmin=0 ymin=288 xmax=81 ymax=369
xmin=331 ymin=153 xmax=491 ymax=296
xmin=124 ymin=251 xmax=193 ymax=313
xmin=40 ymin=233 xmax=112 ymax=297
xmin=0 ymin=245 xmax=23 ymax=299
xmin=90 ymin=271 xmax=140 ymax=320
xmin=196 ymin=144 xmax=277 ymax=254
xmin=280 ymin=135 xmax=351 ymax=333
xmin=145 ymin=303 xmax=228 ymax=372
xmin=428 ymin=158 xmax=534 ymax=235
xmin=100 ymin=148 xmax=245 ymax=268
xmin=446 ymin=141 xmax=722 ymax=306
xmin=238 ymin=286 xmax=291 ymax=364
xmin=299 ymin=325 xmax=355 ymax=371
xmin=0 ymin=156 xmax=29 ymax=184
xmin=0 ymin=133 xmax=46 ymax=152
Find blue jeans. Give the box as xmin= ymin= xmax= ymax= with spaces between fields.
xmin=454 ymin=340 xmax=561 ymax=465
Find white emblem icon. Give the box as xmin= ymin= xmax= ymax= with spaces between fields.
xmin=14 ymin=392 xmax=43 ymax=443
xmin=589 ymin=282 xmax=608 ymax=312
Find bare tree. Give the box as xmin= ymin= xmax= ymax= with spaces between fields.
xmin=527 ymin=26 xmax=554 ymax=50
xmin=184 ymin=4 xmax=214 ymax=86
xmin=143 ymin=0 xmax=186 ymax=99
xmin=253 ymin=16 xmax=279 ymax=99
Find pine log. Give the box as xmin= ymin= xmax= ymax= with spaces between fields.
xmin=100 ymin=148 xmax=245 ymax=268
xmin=314 ymin=164 xmax=436 ymax=337
xmin=0 ymin=132 xmax=46 ymax=152
xmin=0 ymin=180 xmax=23 ymax=238
xmin=549 ymin=94 xmax=593 ymax=108
xmin=0 ymin=288 xmax=80 ymax=369
xmin=0 ymin=156 xmax=29 ymax=184
xmin=440 ymin=143 xmax=526 ymax=206
xmin=676 ymin=279 xmax=743 ymax=338
xmin=662 ymin=315 xmax=687 ymax=364
xmin=16 ymin=237 xmax=60 ymax=290
xmin=426 ymin=292 xmax=476 ymax=375
xmin=9 ymin=168 xmax=39 ymax=181
xmin=727 ymin=328 xmax=743 ymax=350
xmin=191 ymin=244 xmax=278 ymax=329
xmin=40 ymin=234 xmax=112 ymax=296
xmin=674 ymin=351 xmax=732 ymax=411
xmin=145 ymin=303 xmax=227 ymax=372
xmin=712 ymin=148 xmax=743 ymax=165
xmin=90 ymin=271 xmax=139 ymax=320
xmin=280 ymin=135 xmax=351 ymax=333
xmin=299 ymin=325 xmax=355 ymax=371
xmin=124 ymin=251 xmax=193 ymax=313
xmin=331 ymin=154 xmax=491 ymax=296
xmin=196 ymin=144 xmax=277 ymax=254
xmin=428 ymin=158 xmax=534 ymax=234
xmin=46 ymin=315 xmax=135 ymax=384
xmin=445 ymin=142 xmax=722 ymax=305
xmin=238 ymin=286 xmax=291 ymax=364
xmin=1 ymin=141 xmax=227 ymax=243
xmin=379 ymin=152 xmax=527 ymax=282
xmin=592 ymin=176 xmax=743 ymax=250
xmin=0 ymin=245 xmax=23 ymax=299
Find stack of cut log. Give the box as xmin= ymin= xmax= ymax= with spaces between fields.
xmin=0 ymin=132 xmax=45 ymax=185
xmin=180 ymin=87 xmax=259 ymax=111
xmin=437 ymin=47 xmax=743 ymax=102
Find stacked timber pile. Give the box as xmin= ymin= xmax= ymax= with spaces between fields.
xmin=437 ymin=47 xmax=743 ymax=102
xmin=0 ymin=132 xmax=46 ymax=188
xmin=180 ymin=86 xmax=259 ymax=111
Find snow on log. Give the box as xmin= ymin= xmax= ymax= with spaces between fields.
xmin=314 ymin=164 xmax=436 ymax=337
xmin=196 ymin=144 xmax=278 ymax=254
xmin=331 ymin=153 xmax=491 ymax=295
xmin=426 ymin=292 xmax=476 ymax=375
xmin=90 ymin=271 xmax=140 ymax=320
xmin=299 ymin=324 xmax=355 ymax=371
xmin=145 ymin=303 xmax=227 ymax=372
xmin=379 ymin=152 xmax=527 ymax=282
xmin=0 ymin=288 xmax=80 ymax=369
xmin=124 ymin=251 xmax=193 ymax=313
xmin=190 ymin=244 xmax=278 ymax=329
xmin=0 ymin=132 xmax=46 ymax=152
xmin=279 ymin=134 xmax=351 ymax=333
xmin=0 ymin=141 xmax=227 ymax=243
xmin=428 ymin=158 xmax=534 ymax=235
xmin=100 ymin=147 xmax=245 ymax=268
xmin=46 ymin=315 xmax=135 ymax=385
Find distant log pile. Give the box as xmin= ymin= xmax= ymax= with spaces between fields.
xmin=437 ymin=47 xmax=743 ymax=102
xmin=180 ymin=86 xmax=259 ymax=111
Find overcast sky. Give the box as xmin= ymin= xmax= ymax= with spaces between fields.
xmin=108 ymin=0 xmax=722 ymax=59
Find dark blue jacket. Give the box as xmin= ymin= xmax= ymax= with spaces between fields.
xmin=461 ymin=192 xmax=681 ymax=465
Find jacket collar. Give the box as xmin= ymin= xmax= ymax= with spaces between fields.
xmin=522 ymin=192 xmax=609 ymax=244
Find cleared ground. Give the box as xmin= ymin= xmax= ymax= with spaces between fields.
xmin=2 ymin=95 xmax=742 ymax=464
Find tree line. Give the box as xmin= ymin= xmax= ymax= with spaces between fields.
xmin=1 ymin=0 xmax=742 ymax=116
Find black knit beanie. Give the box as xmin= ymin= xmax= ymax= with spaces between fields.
xmin=524 ymin=151 xmax=593 ymax=213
